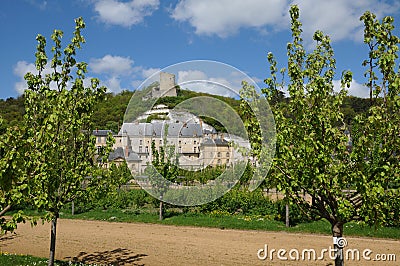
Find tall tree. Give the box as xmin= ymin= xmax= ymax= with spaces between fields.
xmin=259 ymin=5 xmax=400 ymax=266
xmin=262 ymin=5 xmax=354 ymax=266
xmin=23 ymin=17 xmax=109 ymax=266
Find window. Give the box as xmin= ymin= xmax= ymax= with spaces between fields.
xmin=145 ymin=146 xmax=149 ymax=153
xmin=97 ymin=137 xmax=101 ymax=144
xmin=226 ymin=152 xmax=230 ymax=158
xmin=194 ymin=140 xmax=197 ymax=145
xmin=194 ymin=147 xmax=197 ymax=153
xmin=140 ymin=140 xmax=143 ymax=145
xmin=217 ymin=152 xmax=221 ymax=157
xmin=179 ymin=146 xmax=182 ymax=153
xmin=217 ymin=159 xmax=221 ymax=164
xmin=159 ymin=140 xmax=162 ymax=145
xmin=139 ymin=146 xmax=142 ymax=153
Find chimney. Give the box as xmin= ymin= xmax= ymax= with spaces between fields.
xmin=125 ymin=146 xmax=129 ymax=157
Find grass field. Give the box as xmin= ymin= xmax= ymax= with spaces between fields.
xmin=0 ymin=253 xmax=87 ymax=266
xmin=56 ymin=208 xmax=400 ymax=240
xmin=10 ymin=207 xmax=400 ymax=240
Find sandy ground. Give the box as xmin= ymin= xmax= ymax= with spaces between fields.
xmin=0 ymin=219 xmax=399 ymax=265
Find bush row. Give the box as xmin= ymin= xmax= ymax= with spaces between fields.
xmin=64 ymin=187 xmax=314 ymax=226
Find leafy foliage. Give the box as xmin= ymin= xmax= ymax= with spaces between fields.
xmin=0 ymin=120 xmax=34 ymax=232
xmin=351 ymin=11 xmax=400 ymax=227
xmin=23 ymin=17 xmax=113 ymax=266
xmin=252 ymin=5 xmax=400 ymax=266
xmin=1 ymin=86 xmax=372 ymax=136
xmin=92 ymin=90 xmax=133 ymax=133
xmin=265 ymin=5 xmax=354 ymax=231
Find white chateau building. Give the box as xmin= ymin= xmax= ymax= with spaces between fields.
xmin=111 ymin=118 xmax=235 ymax=174
xmin=95 ymin=72 xmax=250 ymax=174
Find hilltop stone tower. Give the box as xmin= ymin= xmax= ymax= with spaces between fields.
xmin=152 ymin=72 xmax=177 ymax=98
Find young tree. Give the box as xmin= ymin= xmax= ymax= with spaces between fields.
xmin=261 ymin=5 xmax=354 ymax=266
xmin=24 ymin=18 xmax=109 ymax=266
xmin=259 ymin=5 xmax=400 ymax=266
xmin=148 ymin=138 xmax=179 ymax=220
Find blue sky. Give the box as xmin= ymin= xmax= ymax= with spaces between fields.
xmin=1 ymin=0 xmax=399 ymax=100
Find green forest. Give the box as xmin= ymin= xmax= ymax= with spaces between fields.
xmin=0 ymin=89 xmax=371 ymax=134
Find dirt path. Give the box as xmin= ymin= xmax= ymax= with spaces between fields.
xmin=0 ymin=219 xmax=399 ymax=265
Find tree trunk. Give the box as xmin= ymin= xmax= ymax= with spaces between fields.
xmin=71 ymin=201 xmax=74 ymax=216
xmin=332 ymin=221 xmax=344 ymax=266
xmin=159 ymin=200 xmax=163 ymax=221
xmin=285 ymin=204 xmax=289 ymax=227
xmin=48 ymin=216 xmax=58 ymax=266
xmin=0 ymin=204 xmax=11 ymax=217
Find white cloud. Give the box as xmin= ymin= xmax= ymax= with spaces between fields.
xmin=171 ymin=0 xmax=289 ymax=37
xmin=13 ymin=61 xmax=36 ymax=79
xmin=104 ymin=76 xmax=124 ymax=93
xmin=14 ymin=55 xmax=139 ymax=94
xmin=177 ymin=70 xmax=208 ymax=84
xmin=171 ymin=0 xmax=399 ymax=42
xmin=90 ymin=54 xmax=134 ymax=76
xmin=88 ymin=55 xmax=162 ymax=93
xmin=274 ymin=79 xmax=369 ymax=98
xmin=141 ymin=67 xmax=161 ymax=78
xmin=292 ymin=0 xmax=399 ymax=44
xmin=176 ymin=70 xmax=243 ymax=98
xmin=333 ymin=79 xmax=369 ymax=98
xmin=94 ymin=0 xmax=159 ymax=27
xmin=89 ymin=55 xmax=135 ymax=93
xmin=13 ymin=61 xmax=52 ymax=94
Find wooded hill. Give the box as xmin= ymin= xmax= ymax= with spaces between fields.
xmin=0 ymin=89 xmax=371 ymax=134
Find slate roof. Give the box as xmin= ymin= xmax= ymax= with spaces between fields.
xmin=120 ymin=122 xmax=203 ymax=138
xmin=93 ymin=129 xmax=114 ymax=136
xmin=126 ymin=151 xmax=141 ymax=162
xmin=214 ymin=138 xmax=229 ymax=146
xmin=108 ymin=147 xmax=142 ymax=162
xmin=201 ymin=138 xmax=229 ymax=146
xmin=108 ymin=147 xmax=125 ymax=161
xmin=204 ymin=128 xmax=217 ymax=134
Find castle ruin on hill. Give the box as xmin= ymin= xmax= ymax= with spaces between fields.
xmin=151 ymin=72 xmax=177 ymax=98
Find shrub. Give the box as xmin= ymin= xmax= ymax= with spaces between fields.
xmin=199 ymin=188 xmax=277 ymax=218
